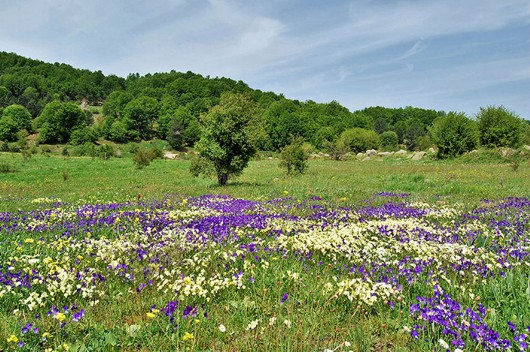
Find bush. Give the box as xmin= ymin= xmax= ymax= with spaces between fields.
xmin=430 ymin=112 xmax=478 ymax=158
xmin=98 ymin=144 xmax=115 ymax=160
xmin=133 ymin=148 xmax=156 ymax=169
xmin=70 ymin=127 xmax=98 ymax=145
xmin=380 ymin=131 xmax=398 ymax=151
xmin=0 ymin=162 xmax=17 ymax=173
xmin=337 ymin=128 xmax=380 ymax=153
xmin=279 ymin=137 xmax=309 ymax=175
xmin=477 ymin=105 xmax=524 ymax=148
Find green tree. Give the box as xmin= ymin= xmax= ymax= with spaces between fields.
xmin=2 ymin=104 xmax=32 ymax=131
xmin=123 ymin=96 xmax=159 ymax=140
xmin=430 ymin=112 xmax=478 ymax=158
xmin=337 ymin=128 xmax=380 ymax=153
xmin=166 ymin=107 xmax=200 ymax=150
xmin=102 ymin=90 xmax=133 ymax=119
xmin=34 ymin=101 xmax=86 ymax=143
xmin=380 ymin=131 xmax=398 ymax=151
xmin=0 ymin=115 xmax=19 ymax=141
xmin=191 ymin=93 xmax=258 ymax=186
xmin=279 ymin=137 xmax=309 ymax=175
xmin=477 ymin=105 xmax=524 ymax=148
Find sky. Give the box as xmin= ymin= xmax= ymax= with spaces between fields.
xmin=1 ymin=0 xmax=529 ymax=118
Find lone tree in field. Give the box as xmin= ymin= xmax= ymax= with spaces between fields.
xmin=191 ymin=93 xmax=258 ymax=186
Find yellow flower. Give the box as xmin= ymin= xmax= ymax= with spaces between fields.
xmin=42 ymin=332 xmax=52 ymax=339
xmin=55 ymin=312 xmax=66 ymax=322
xmin=194 ymin=319 xmax=201 ymax=325
xmin=146 ymin=312 xmax=156 ymax=319
xmin=62 ymin=343 xmax=70 ymax=350
xmin=182 ymin=331 xmax=194 ymax=342
xmin=6 ymin=334 xmax=18 ymax=343
xmin=24 ymin=238 xmax=34 ymax=243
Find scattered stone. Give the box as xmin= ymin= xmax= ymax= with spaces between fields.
xmin=356 ymin=152 xmax=365 ymax=158
xmin=366 ymin=149 xmax=377 ymax=156
xmin=469 ymin=150 xmax=479 ymax=155
xmin=362 ymin=157 xmax=371 ymax=161
xmin=377 ymin=151 xmax=392 ymax=157
xmin=395 ymin=149 xmax=407 ymax=155
xmin=523 ymin=145 xmax=530 ymax=151
xmin=268 ymin=157 xmax=273 ymax=160
xmin=412 ymin=151 xmax=427 ymax=160
xmin=428 ymin=147 xmax=436 ymax=154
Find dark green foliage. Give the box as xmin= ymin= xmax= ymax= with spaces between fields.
xmin=374 ymin=117 xmax=388 ymax=134
xmin=122 ymin=96 xmax=159 ymax=140
xmin=279 ymin=137 xmax=309 ymax=175
xmin=405 ymin=121 xmax=426 ymax=151
xmin=430 ymin=112 xmax=478 ymax=158
xmin=166 ymin=107 xmax=200 ymax=150
xmin=477 ymin=105 xmax=525 ymax=148
xmin=102 ymin=91 xmax=133 ymax=119
xmin=380 ymin=131 xmax=398 ymax=151
xmin=35 ymin=101 xmax=86 ymax=143
xmin=337 ymin=128 xmax=380 ymax=154
xmin=191 ymin=93 xmax=258 ymax=186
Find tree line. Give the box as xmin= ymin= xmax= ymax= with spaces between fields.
xmin=1 ymin=51 xmax=529 ymax=160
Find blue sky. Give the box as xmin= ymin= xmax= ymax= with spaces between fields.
xmin=1 ymin=0 xmax=529 ymax=118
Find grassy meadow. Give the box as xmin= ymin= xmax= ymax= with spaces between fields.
xmin=0 ymin=151 xmax=529 ymax=351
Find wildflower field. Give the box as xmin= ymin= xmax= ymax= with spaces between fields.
xmin=1 ymin=191 xmax=529 ymax=351
xmin=0 ymin=154 xmax=529 ymax=351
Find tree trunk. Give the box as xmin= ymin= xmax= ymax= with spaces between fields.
xmin=217 ymin=172 xmax=228 ymax=186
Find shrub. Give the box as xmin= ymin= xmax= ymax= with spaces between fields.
xmin=337 ymin=128 xmax=380 ymax=153
xmin=279 ymin=137 xmax=309 ymax=175
xmin=133 ymin=148 xmax=156 ymax=169
xmin=98 ymin=144 xmax=115 ymax=160
xmin=430 ymin=112 xmax=478 ymax=158
xmin=477 ymin=105 xmax=524 ymax=148
xmin=0 ymin=162 xmax=16 ymax=173
xmin=380 ymin=131 xmax=398 ymax=151
xmin=70 ymin=127 xmax=98 ymax=145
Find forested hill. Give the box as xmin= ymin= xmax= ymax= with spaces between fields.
xmin=2 ymin=51 xmax=526 ymax=154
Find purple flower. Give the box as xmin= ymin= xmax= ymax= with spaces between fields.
xmin=72 ymin=309 xmax=85 ymax=322
xmin=280 ymin=293 xmax=289 ymax=304
xmin=21 ymin=323 xmax=32 ymax=334
xmin=509 ymin=321 xmax=517 ymax=332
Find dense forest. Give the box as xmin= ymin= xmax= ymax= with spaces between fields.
xmin=0 ymin=51 xmax=528 ymax=157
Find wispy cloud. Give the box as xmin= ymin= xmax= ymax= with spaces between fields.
xmin=0 ymin=0 xmax=528 ymax=116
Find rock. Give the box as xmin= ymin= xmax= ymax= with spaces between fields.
xmin=412 ymin=151 xmax=427 ymax=160
xmin=377 ymin=152 xmax=392 ymax=157
xmin=428 ymin=147 xmax=436 ymax=154
xmin=356 ymin=152 xmax=365 ymax=158
xmin=362 ymin=157 xmax=371 ymax=161
xmin=366 ymin=149 xmax=377 ymax=156
xmin=523 ymin=145 xmax=530 ymax=151
xmin=469 ymin=150 xmax=479 ymax=155
xmin=268 ymin=157 xmax=273 ymax=160
xmin=164 ymin=151 xmax=178 ymax=159
xmin=395 ymin=149 xmax=407 ymax=155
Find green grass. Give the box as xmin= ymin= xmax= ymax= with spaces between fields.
xmin=0 ymin=151 xmax=529 ymax=351
xmin=1 ymin=152 xmax=528 ymax=211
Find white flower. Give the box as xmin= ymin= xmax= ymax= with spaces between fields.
xmin=438 ymin=338 xmax=449 ymax=349
xmin=283 ymin=319 xmax=291 ymax=328
xmin=269 ymin=317 xmax=277 ymax=326
xmin=246 ymin=320 xmax=259 ymax=330
xmin=344 ymin=341 xmax=351 ymax=347
xmin=218 ymin=324 xmax=226 ymax=333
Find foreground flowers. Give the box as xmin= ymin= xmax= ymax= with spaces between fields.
xmin=0 ymin=194 xmax=529 ymax=350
